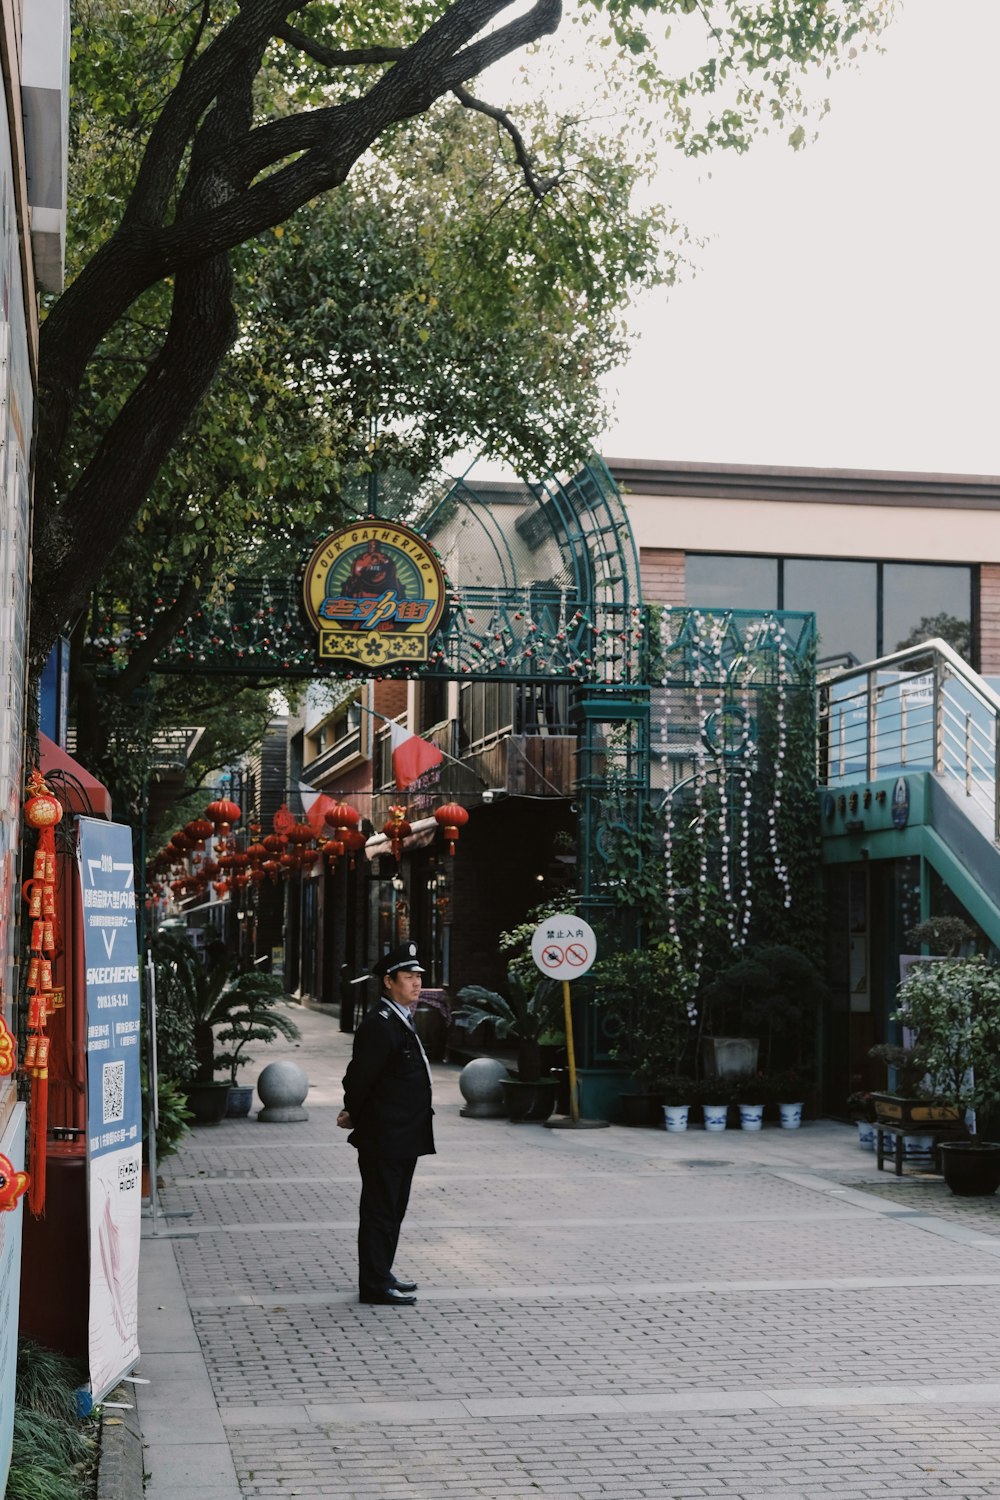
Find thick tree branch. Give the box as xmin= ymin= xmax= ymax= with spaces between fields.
xmin=110 ymin=565 xmax=215 ymax=700
xmin=274 ymin=21 xmax=404 ymax=68
xmin=32 ymin=0 xmax=566 ymax=663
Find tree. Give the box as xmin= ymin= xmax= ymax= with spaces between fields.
xmin=30 ymin=0 xmax=891 ymax=674
xmin=895 ymin=613 xmax=971 ymax=662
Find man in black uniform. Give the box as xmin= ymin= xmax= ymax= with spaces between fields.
xmin=337 ymin=943 xmax=434 ymax=1306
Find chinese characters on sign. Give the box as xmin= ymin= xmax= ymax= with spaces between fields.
xmin=78 ymin=820 xmax=142 ymax=1403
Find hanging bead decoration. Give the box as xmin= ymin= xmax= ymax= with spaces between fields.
xmin=23 ymin=769 xmax=63 ymax=1218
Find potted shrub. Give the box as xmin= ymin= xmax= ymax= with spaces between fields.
xmin=731 ymin=1074 xmax=767 ymax=1131
xmin=590 ymin=943 xmax=697 ymax=1125
xmin=153 ymin=929 xmax=300 ymax=1122
xmin=655 ymin=1074 xmax=697 ymax=1133
xmin=701 ymin=944 xmax=828 ymax=1080
xmin=695 ymin=1074 xmax=734 ymax=1132
xmin=141 ymin=1076 xmax=194 ymax=1194
xmin=455 ymin=974 xmax=562 ymax=1122
xmin=216 ymin=977 xmax=303 ymax=1116
xmin=892 ymin=952 xmax=1000 ymax=1194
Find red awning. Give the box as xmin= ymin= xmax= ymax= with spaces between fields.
xmin=38 ymin=733 xmax=113 ymax=820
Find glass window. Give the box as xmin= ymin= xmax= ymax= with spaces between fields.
xmin=882 ymin=563 xmax=972 ymax=660
xmin=685 ymin=555 xmax=778 ymax=611
xmin=784 ymin=559 xmax=877 ymax=665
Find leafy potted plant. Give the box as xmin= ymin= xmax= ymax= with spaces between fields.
xmin=141 ymin=1075 xmax=194 ymax=1194
xmin=152 ymin=928 xmax=300 ymax=1122
xmin=701 ymin=944 xmax=828 ymax=1080
xmin=695 ymin=1074 xmax=734 ymax=1132
xmin=591 ymin=942 xmax=697 ymax=1126
xmin=869 ymin=916 xmax=976 ymax=1133
xmin=655 ymin=1074 xmax=697 ymax=1133
xmin=216 ymin=977 xmax=303 ymax=1116
xmin=455 ymin=974 xmax=563 ymax=1121
xmin=892 ymin=952 xmax=1000 ymax=1194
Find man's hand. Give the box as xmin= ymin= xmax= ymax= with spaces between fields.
xmin=337 ymin=1109 xmax=352 ymax=1129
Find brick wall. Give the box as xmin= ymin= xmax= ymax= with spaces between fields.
xmin=980 ymin=565 xmax=1000 ymax=675
xmin=373 ymin=679 xmax=408 ymax=721
xmin=640 ymin=548 xmax=685 ymax=607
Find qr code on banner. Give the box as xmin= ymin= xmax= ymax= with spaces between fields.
xmin=102 ymin=1060 xmax=125 ymax=1124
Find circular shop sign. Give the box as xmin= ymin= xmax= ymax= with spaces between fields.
xmin=530 ymin=915 xmax=597 ymax=980
xmin=302 ymin=519 xmax=446 ymax=669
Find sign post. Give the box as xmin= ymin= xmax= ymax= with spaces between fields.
xmin=530 ymin=914 xmax=608 ymax=1129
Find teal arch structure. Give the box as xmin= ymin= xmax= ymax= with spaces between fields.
xmin=129 ymin=457 xmax=645 ymax=687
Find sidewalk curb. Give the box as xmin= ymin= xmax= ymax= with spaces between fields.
xmin=96 ymin=1383 xmax=145 ymax=1500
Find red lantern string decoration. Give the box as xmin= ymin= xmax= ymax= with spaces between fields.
xmin=383 ymin=805 xmax=411 ymax=862
xmin=434 ymin=801 xmax=469 ymax=856
xmin=328 ymin=802 xmax=362 ymax=870
xmin=184 ymin=818 xmax=214 ymax=852
xmin=23 ymin=769 xmax=63 ymax=1217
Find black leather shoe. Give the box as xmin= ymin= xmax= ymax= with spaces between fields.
xmin=389 ymin=1276 xmax=418 ymax=1293
xmin=360 ymin=1287 xmax=416 ymax=1306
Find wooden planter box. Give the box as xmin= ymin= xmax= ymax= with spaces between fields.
xmin=871 ymin=1093 xmax=961 ymax=1127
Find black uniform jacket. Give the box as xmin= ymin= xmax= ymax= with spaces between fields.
xmin=343 ymin=1002 xmax=435 ymax=1160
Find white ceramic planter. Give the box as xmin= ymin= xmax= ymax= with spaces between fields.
xmin=663 ymin=1104 xmax=689 ymax=1132
xmin=702 ymin=1103 xmax=728 ymax=1133
xmin=778 ymin=1102 xmax=803 ymax=1130
xmin=738 ymin=1102 xmax=765 ymax=1131
xmin=856 ymin=1120 xmax=876 ymax=1150
xmin=903 ymin=1131 xmax=935 ymax=1162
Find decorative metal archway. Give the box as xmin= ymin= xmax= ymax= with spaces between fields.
xmin=100 ymin=457 xmax=645 ymax=688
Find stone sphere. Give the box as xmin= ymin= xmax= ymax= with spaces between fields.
xmin=256 ymin=1060 xmax=309 ymax=1122
xmin=459 ymin=1056 xmax=508 ymax=1119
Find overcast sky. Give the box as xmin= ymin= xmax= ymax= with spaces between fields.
xmin=596 ymin=0 xmax=1000 ymax=477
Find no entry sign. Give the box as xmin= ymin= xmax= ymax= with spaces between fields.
xmin=530 ymin=915 xmax=597 ymax=980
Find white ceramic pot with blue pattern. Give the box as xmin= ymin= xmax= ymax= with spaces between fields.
xmin=856 ymin=1120 xmax=876 ymax=1150
xmin=663 ymin=1104 xmax=689 ymax=1132
xmin=702 ymin=1103 xmax=728 ymax=1132
xmin=779 ymin=1102 xmax=803 ymax=1130
xmin=738 ymin=1102 xmax=765 ymax=1131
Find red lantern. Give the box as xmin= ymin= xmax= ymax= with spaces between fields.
xmin=342 ymin=827 xmax=367 ymax=870
xmin=263 ymin=833 xmax=284 ymax=855
xmin=246 ymin=843 xmax=267 ymax=865
xmin=286 ymin=822 xmax=314 ymax=846
xmin=24 ymin=782 xmax=63 ymax=832
xmin=205 ymin=798 xmax=242 ymax=835
xmin=328 ymin=801 xmax=361 ymax=834
xmin=184 ymin=818 xmax=214 ymax=851
xmin=434 ymin=801 xmax=469 ymax=856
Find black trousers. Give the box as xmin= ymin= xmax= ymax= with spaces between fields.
xmin=356 ymin=1152 xmax=417 ymax=1295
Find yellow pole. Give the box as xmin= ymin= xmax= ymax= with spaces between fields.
xmin=562 ymin=978 xmax=579 ymax=1122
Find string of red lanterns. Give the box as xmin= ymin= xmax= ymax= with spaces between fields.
xmin=147 ymin=788 xmax=473 ymax=910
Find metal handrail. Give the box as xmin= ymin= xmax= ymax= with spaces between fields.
xmin=818 ymin=638 xmax=1000 ymax=841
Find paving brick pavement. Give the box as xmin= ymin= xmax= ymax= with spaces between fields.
xmin=134 ymin=1004 xmax=1000 ymax=1499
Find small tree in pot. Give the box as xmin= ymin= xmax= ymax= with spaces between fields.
xmin=153 ymin=929 xmax=300 ymax=1121
xmin=893 ymin=953 xmax=1000 ymax=1194
xmin=455 ymin=974 xmax=565 ymax=1121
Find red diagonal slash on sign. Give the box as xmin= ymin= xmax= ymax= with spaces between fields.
xmin=541 ymin=945 xmax=564 ymax=969
xmin=565 ymin=943 xmax=589 ymax=968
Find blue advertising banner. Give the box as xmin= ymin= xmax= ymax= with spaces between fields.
xmin=77 ymin=819 xmax=142 ymax=1401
